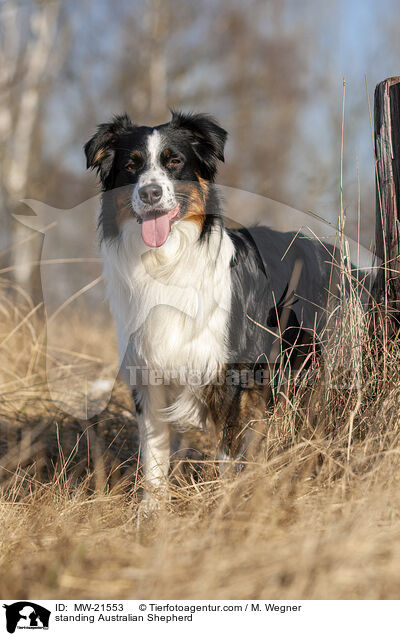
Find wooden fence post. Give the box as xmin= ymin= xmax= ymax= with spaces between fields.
xmin=372 ymin=76 xmax=400 ymax=333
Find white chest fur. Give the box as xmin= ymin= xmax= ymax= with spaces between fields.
xmin=101 ymin=218 xmax=234 ymax=421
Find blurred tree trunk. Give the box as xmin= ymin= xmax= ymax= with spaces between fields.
xmin=0 ymin=1 xmax=20 ymax=258
xmin=0 ymin=0 xmax=64 ymax=300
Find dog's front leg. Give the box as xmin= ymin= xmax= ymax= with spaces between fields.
xmin=136 ymin=386 xmax=170 ymax=506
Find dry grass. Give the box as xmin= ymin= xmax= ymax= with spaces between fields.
xmin=1 ymin=267 xmax=400 ymax=601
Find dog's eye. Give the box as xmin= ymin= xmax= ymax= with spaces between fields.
xmin=126 ymin=165 xmax=136 ymax=172
xmin=168 ymin=157 xmax=182 ymax=167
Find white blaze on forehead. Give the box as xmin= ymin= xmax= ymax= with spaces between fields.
xmin=133 ymin=127 xmax=176 ymax=213
xmin=147 ymin=129 xmax=163 ymax=170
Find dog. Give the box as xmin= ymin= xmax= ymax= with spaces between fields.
xmin=84 ymin=111 xmax=337 ymax=504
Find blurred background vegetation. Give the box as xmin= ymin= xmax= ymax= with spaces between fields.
xmin=0 ymin=0 xmax=399 ymax=299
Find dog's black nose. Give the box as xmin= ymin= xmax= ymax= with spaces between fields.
xmin=138 ymin=184 xmax=162 ymax=205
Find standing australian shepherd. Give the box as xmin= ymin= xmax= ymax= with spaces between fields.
xmin=84 ymin=111 xmax=335 ymax=505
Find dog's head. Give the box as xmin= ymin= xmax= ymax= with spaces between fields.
xmin=84 ymin=111 xmax=227 ymax=247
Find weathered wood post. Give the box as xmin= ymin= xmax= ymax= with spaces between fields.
xmin=372 ymin=76 xmax=400 ymax=334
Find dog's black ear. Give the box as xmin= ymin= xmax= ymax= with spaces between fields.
xmin=171 ymin=110 xmax=227 ymax=180
xmin=84 ymin=113 xmax=133 ymax=186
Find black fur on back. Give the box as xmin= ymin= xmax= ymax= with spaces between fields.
xmin=227 ymin=225 xmax=336 ymax=367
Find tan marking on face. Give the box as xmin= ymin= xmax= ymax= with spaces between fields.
xmin=178 ymin=175 xmax=209 ymax=229
xmin=184 ymin=185 xmax=206 ymax=228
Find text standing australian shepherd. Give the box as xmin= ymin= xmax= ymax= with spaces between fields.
xmin=84 ymin=111 xmax=336 ymax=505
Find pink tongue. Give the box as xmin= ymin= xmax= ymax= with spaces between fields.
xmin=141 ymin=212 xmax=170 ymax=248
